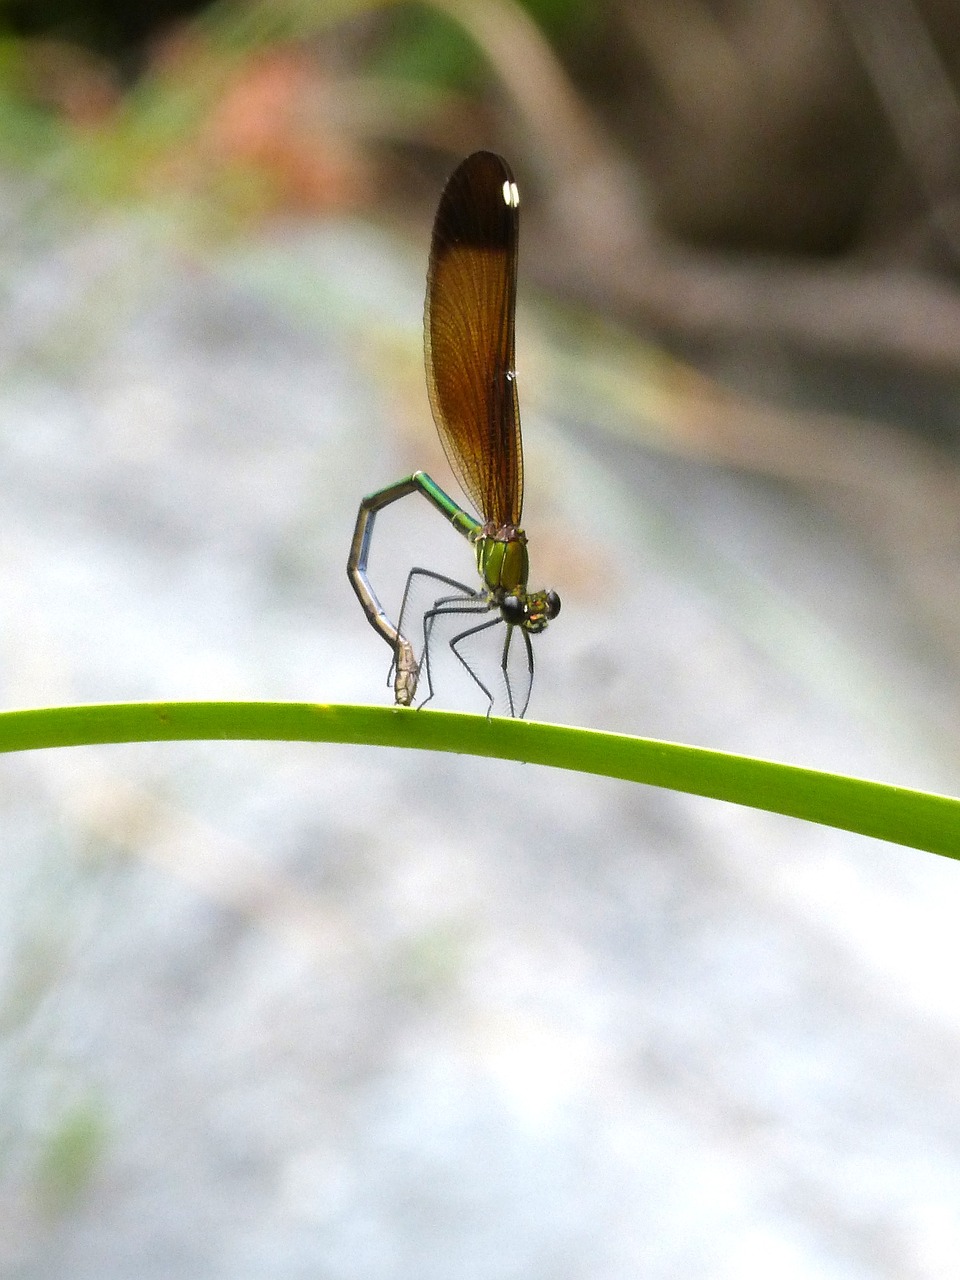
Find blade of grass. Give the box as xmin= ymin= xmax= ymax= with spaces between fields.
xmin=0 ymin=701 xmax=955 ymax=858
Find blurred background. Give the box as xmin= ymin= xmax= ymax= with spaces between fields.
xmin=2 ymin=1 xmax=960 ymax=1276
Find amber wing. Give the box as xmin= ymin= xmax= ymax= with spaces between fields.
xmin=424 ymin=151 xmax=523 ymax=529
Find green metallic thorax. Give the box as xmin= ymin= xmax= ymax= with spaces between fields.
xmin=473 ymin=526 xmax=528 ymax=595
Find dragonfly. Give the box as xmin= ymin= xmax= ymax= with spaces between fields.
xmin=348 ymin=150 xmax=560 ymax=717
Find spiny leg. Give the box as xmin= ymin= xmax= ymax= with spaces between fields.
xmin=448 ymin=614 xmax=507 ymax=716
xmin=420 ymin=594 xmax=492 ymax=709
xmin=500 ymin=623 xmax=534 ymax=718
xmin=399 ymin=570 xmax=483 ymax=706
xmin=398 ymin=567 xmax=480 ymax=647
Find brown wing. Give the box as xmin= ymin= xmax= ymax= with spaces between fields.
xmin=424 ymin=151 xmax=523 ymax=529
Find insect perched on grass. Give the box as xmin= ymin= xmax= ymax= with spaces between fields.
xmin=348 ymin=150 xmax=560 ymax=717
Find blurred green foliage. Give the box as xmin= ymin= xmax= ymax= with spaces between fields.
xmin=371 ymin=0 xmax=592 ymax=90
xmin=0 ymin=41 xmax=62 ymax=163
xmin=371 ymin=6 xmax=486 ymax=91
xmin=0 ymin=0 xmax=207 ymax=66
xmin=0 ymin=0 xmax=595 ymax=221
xmin=0 ymin=0 xmax=594 ymax=93
xmin=36 ymin=1097 xmax=107 ymax=1215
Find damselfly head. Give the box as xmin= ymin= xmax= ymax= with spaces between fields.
xmin=500 ymin=589 xmax=561 ymax=633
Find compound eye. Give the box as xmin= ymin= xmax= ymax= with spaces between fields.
xmin=501 ymin=595 xmax=525 ymax=624
xmin=545 ymin=591 xmax=561 ymax=619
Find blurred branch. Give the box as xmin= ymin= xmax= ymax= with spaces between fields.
xmin=620 ymin=0 xmax=744 ymax=124
xmin=672 ymin=382 xmax=960 ymax=663
xmin=834 ymin=0 xmax=960 ymax=263
xmin=533 ymin=239 xmax=960 ymax=376
xmin=431 ymin=0 xmax=645 ymax=259
xmin=493 ymin=0 xmax=960 ymax=375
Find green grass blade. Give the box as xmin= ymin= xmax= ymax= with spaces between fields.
xmin=0 ymin=701 xmax=955 ymax=858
